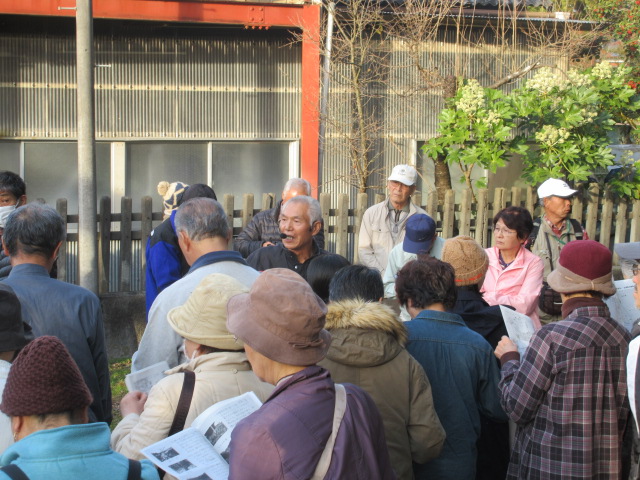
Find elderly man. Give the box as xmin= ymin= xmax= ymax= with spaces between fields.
xmin=529 ymin=178 xmax=587 ymax=323
xmin=246 ymin=195 xmax=327 ymax=279
xmin=226 ymin=268 xmax=396 ymax=479
xmin=383 ymin=213 xmax=443 ymax=321
xmin=396 ymin=256 xmax=507 ymax=480
xmin=133 ymin=197 xmax=259 ymax=372
xmin=358 ymin=164 xmax=427 ymax=275
xmin=2 ymin=203 xmax=111 ymax=425
xmin=496 ymin=240 xmax=629 ymax=479
xmin=145 ymin=184 xmax=217 ymax=316
xmin=235 ymin=178 xmax=324 ymax=258
xmin=0 ymin=171 xmax=27 ymax=280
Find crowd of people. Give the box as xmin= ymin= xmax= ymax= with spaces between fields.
xmin=0 ymin=165 xmax=639 ymax=480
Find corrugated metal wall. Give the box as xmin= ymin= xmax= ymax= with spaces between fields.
xmin=322 ymin=24 xmax=565 ymax=204
xmin=0 ymin=17 xmax=301 ymax=140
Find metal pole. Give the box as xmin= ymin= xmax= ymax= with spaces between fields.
xmin=317 ymin=0 xmax=335 ymax=194
xmin=76 ymin=0 xmax=98 ymax=293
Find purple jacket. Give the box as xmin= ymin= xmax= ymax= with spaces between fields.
xmin=228 ymin=366 xmax=396 ymax=480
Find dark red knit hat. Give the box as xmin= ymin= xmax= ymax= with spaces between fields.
xmin=0 ymin=336 xmax=93 ymax=416
xmin=547 ymin=240 xmax=615 ymax=295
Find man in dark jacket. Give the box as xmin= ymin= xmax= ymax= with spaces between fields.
xmin=234 ymin=178 xmax=324 ymax=257
xmin=226 ymin=268 xmax=396 ymax=479
xmin=247 ymin=196 xmax=328 ymax=280
xmin=145 ymin=184 xmax=216 ymax=315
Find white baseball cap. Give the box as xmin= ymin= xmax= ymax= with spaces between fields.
xmin=388 ymin=164 xmax=417 ymax=186
xmin=537 ymin=178 xmax=577 ymax=199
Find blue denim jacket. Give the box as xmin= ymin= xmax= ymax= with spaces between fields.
xmin=406 ymin=309 xmax=507 ymax=480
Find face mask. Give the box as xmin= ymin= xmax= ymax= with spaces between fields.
xmin=0 ymin=202 xmax=18 ymax=229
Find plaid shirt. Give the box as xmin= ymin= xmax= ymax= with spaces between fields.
xmin=499 ymin=302 xmax=630 ymax=479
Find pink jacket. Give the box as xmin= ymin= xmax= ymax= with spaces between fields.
xmin=481 ymin=246 xmax=544 ymax=329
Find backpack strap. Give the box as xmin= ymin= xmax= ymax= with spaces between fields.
xmin=569 ymin=218 xmax=584 ymax=240
xmin=311 ymin=384 xmax=347 ymax=480
xmin=127 ymin=459 xmax=142 ymax=480
xmin=168 ymin=370 xmax=196 ymax=437
xmin=0 ymin=465 xmax=29 ymax=480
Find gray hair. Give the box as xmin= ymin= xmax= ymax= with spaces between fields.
xmin=283 ymin=178 xmax=312 ymax=196
xmin=175 ymin=198 xmax=229 ymax=241
xmin=282 ymin=196 xmax=322 ymax=225
xmin=3 ymin=203 xmax=65 ymax=258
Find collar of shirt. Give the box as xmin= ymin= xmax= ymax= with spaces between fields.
xmin=543 ymin=215 xmax=566 ymax=237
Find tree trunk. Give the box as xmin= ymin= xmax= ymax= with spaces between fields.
xmin=434 ymin=153 xmax=451 ymax=204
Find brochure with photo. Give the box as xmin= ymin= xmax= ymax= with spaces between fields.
xmin=141 ymin=391 xmax=262 ymax=480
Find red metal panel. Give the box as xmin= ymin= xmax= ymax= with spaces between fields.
xmin=0 ymin=0 xmax=308 ymax=28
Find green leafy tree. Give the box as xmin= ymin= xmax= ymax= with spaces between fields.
xmin=422 ymin=79 xmax=527 ymax=201
xmin=511 ymin=63 xmax=640 ymax=197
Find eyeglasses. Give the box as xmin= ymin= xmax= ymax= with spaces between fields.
xmin=633 ymin=263 xmax=639 ymax=277
xmin=493 ymin=226 xmax=517 ymax=236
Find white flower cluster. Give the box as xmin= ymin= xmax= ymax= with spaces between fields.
xmin=484 ymin=110 xmax=502 ymax=128
xmin=456 ymin=79 xmax=485 ymax=116
xmin=591 ymin=62 xmax=613 ymax=80
xmin=566 ymin=69 xmax=591 ymax=88
xmin=535 ymin=125 xmax=571 ymax=146
xmin=526 ymin=67 xmax=568 ymax=94
xmin=579 ymin=108 xmax=598 ymax=124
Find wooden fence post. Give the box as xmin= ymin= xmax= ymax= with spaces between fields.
xmin=262 ymin=193 xmax=274 ymax=212
xmin=459 ymin=189 xmax=472 ymax=237
xmin=600 ymin=189 xmax=614 ymax=248
xmin=242 ymin=194 xmax=254 ymax=229
xmin=335 ymin=194 xmax=349 ymax=257
xmin=442 ymin=190 xmax=455 ymax=239
xmin=476 ymin=189 xmax=488 ymax=247
xmin=223 ymin=194 xmax=235 ymax=250
xmin=119 ymin=197 xmax=132 ymax=293
xmin=631 ymin=199 xmax=640 ymax=242
xmin=353 ymin=193 xmax=368 ymax=264
xmin=56 ymin=198 xmax=68 ymax=283
xmin=613 ymin=200 xmax=629 ymax=264
xmin=140 ymin=196 xmax=153 ymax=291
xmin=98 ymin=196 xmax=111 ymax=294
xmin=584 ymin=184 xmax=599 ymax=241
xmin=525 ymin=186 xmax=536 ymax=215
xmin=319 ymin=193 xmax=331 ymax=250
xmin=425 ymin=191 xmax=438 ymax=220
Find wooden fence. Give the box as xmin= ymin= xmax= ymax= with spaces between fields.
xmin=54 ymin=185 xmax=640 ymax=293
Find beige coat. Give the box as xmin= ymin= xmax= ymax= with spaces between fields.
xmin=319 ymin=300 xmax=445 ymax=480
xmin=111 ymin=351 xmax=273 ymax=460
xmin=358 ymin=200 xmax=426 ymax=275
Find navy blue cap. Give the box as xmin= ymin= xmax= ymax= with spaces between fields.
xmin=403 ymin=214 xmax=436 ymax=254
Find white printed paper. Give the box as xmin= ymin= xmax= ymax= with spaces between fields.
xmin=125 ymin=361 xmax=169 ymax=393
xmin=604 ymin=279 xmax=639 ymax=332
xmin=499 ymin=306 xmax=536 ymax=356
xmin=628 ymin=336 xmax=640 ymax=431
xmin=141 ymin=391 xmax=263 ymax=480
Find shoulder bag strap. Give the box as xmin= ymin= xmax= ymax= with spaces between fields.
xmin=543 ymin=232 xmax=556 ymax=273
xmin=0 ymin=465 xmax=29 ymax=480
xmin=167 ymin=370 xmax=196 ymax=437
xmin=127 ymin=459 xmax=142 ymax=480
xmin=311 ymin=384 xmax=348 ymax=480
xmin=526 ymin=218 xmax=541 ymax=251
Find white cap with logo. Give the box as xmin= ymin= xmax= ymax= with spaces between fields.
xmin=537 ymin=178 xmax=577 ymax=199
xmin=388 ymin=164 xmax=417 ymax=186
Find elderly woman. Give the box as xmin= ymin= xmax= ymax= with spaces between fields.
xmin=112 ymin=274 xmax=273 ymax=459
xmin=481 ymin=206 xmax=544 ymax=329
xmin=0 ymin=336 xmax=159 ymax=479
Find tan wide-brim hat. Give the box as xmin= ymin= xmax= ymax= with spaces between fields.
xmin=226 ymin=268 xmax=330 ymax=366
xmin=167 ymin=273 xmax=249 ymax=350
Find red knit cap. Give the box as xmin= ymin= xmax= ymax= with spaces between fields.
xmin=547 ymin=240 xmax=615 ymax=295
xmin=0 ymin=336 xmax=93 ymax=417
